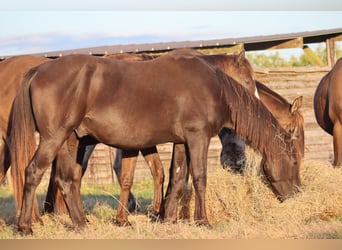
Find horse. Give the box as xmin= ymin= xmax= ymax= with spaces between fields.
xmin=4 ymin=50 xmax=256 ymax=227
xmin=220 ymin=80 xmax=304 ymax=171
xmin=46 ymin=50 xmax=304 ymax=225
xmin=314 ymin=58 xmax=342 ymax=166
xmin=0 ymin=55 xmax=50 ymax=223
xmin=44 ymin=49 xmax=258 ymax=225
xmin=9 ymin=53 xmax=301 ymax=234
xmin=163 ymin=79 xmax=304 ymax=222
xmin=0 ymin=55 xmax=162 ymax=221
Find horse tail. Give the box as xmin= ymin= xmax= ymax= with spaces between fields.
xmin=9 ymin=68 xmax=39 ymax=219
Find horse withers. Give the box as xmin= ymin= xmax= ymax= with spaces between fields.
xmin=9 ymin=54 xmax=301 ymax=234
xmin=314 ymin=58 xmax=342 ymax=166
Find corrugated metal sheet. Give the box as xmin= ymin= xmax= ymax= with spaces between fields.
xmin=2 ymin=28 xmax=340 ymax=59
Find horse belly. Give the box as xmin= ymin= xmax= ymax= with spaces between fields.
xmin=78 ymin=112 xmax=184 ymax=150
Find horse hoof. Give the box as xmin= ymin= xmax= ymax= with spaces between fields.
xmin=195 ymin=220 xmax=213 ymax=229
xmin=114 ymin=219 xmax=131 ymax=227
xmin=148 ymin=212 xmax=162 ymax=223
xmin=18 ymin=226 xmax=33 ymax=236
xmin=37 ymin=217 xmax=44 ymax=226
xmin=75 ymin=223 xmax=87 ymax=233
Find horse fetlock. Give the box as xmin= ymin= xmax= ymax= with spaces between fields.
xmin=114 ymin=216 xmax=131 ymax=227
xmin=195 ymin=218 xmax=212 ymax=229
xmin=74 ymin=220 xmax=87 ymax=232
xmin=18 ymin=222 xmax=33 ymax=235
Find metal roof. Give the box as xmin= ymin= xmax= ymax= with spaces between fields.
xmin=2 ymin=28 xmax=342 ymax=59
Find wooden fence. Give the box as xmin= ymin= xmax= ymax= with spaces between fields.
xmin=80 ymin=66 xmax=333 ymax=185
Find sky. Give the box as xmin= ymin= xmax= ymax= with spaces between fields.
xmin=0 ymin=1 xmax=341 ymax=57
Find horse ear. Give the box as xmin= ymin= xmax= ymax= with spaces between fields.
xmin=290 ymin=96 xmax=303 ymax=114
xmin=236 ymin=50 xmax=246 ymax=66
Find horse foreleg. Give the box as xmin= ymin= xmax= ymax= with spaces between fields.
xmin=333 ymin=121 xmax=342 ymax=166
xmin=115 ymin=150 xmax=138 ymax=226
xmin=164 ymin=143 xmax=189 ymax=223
xmin=141 ymin=147 xmax=165 ymax=220
xmin=186 ymin=132 xmax=211 ymax=228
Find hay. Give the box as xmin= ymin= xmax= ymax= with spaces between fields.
xmin=184 ymin=146 xmax=342 ymax=237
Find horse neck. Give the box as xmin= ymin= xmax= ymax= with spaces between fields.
xmin=221 ymin=73 xmax=292 ymax=161
xmin=257 ymin=81 xmax=291 ymax=119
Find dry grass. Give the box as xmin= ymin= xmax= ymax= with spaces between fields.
xmin=1 ymin=147 xmax=342 ymax=239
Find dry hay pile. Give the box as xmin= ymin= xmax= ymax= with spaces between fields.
xmin=183 ymin=147 xmax=342 ymax=238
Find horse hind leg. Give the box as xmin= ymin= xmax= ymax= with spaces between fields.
xmin=53 ymin=135 xmax=87 ymax=231
xmin=333 ymin=121 xmax=342 ymax=166
xmin=44 ymin=158 xmax=68 ymax=214
xmin=44 ymin=138 xmax=91 ymax=215
xmin=18 ymin=137 xmax=67 ymax=235
xmin=164 ymin=143 xmax=189 ymax=224
xmin=113 ymin=149 xmax=138 ymax=213
xmin=115 ymin=150 xmax=138 ymax=226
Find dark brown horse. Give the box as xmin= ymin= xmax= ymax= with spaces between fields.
xmin=5 ymin=50 xmax=256 ymax=227
xmin=9 ymin=54 xmax=301 ymax=234
xmin=164 ymin=79 xmax=304 ymax=222
xmin=314 ymin=58 xmax=342 ymax=166
xmin=45 ymin=49 xmax=258 ymax=225
xmin=0 ymin=55 xmax=163 ymax=222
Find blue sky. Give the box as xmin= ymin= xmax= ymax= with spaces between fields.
xmin=0 ymin=1 xmax=341 ymax=56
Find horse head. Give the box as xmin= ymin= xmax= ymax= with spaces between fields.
xmin=260 ymin=130 xmax=301 ymax=201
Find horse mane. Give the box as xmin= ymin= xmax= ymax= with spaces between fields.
xmin=217 ymin=68 xmax=293 ymax=162
xmin=256 ymin=80 xmax=304 ymax=146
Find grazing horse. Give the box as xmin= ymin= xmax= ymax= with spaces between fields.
xmin=9 ymin=54 xmax=301 ymax=234
xmin=314 ymin=58 xmax=342 ymax=166
xmin=164 ymin=80 xmax=304 ymax=222
xmin=220 ymin=80 xmax=304 ymax=171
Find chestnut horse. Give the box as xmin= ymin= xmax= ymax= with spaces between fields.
xmin=314 ymin=58 xmax=342 ymax=166
xmin=164 ymin=79 xmax=304 ymax=222
xmin=4 ymin=50 xmax=257 ymax=226
xmin=9 ymin=54 xmax=301 ymax=234
xmin=0 ymin=55 xmax=50 ymax=223
xmin=44 ymin=49 xmax=258 ymax=224
xmin=0 ymin=55 xmax=161 ymax=221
